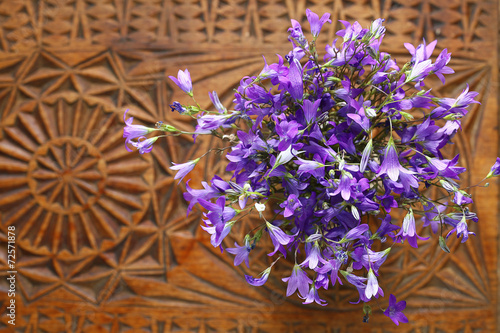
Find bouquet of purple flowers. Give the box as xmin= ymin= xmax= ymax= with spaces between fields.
xmin=124 ymin=9 xmax=500 ymax=325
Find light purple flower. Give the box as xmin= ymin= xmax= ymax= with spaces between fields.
xmin=404 ymin=39 xmax=437 ymax=63
xmin=288 ymin=19 xmax=308 ymax=48
xmin=123 ymin=110 xmax=154 ymax=151
xmin=169 ymin=69 xmax=193 ymax=95
xmin=227 ymin=238 xmax=253 ymax=268
xmin=266 ymin=221 xmax=295 ymax=256
xmin=170 ymin=158 xmax=200 ymax=184
xmin=339 ymin=223 xmax=369 ymax=243
xmin=446 ymin=214 xmax=475 ymax=243
xmin=377 ymin=138 xmax=415 ymax=182
xmin=300 ymin=241 xmax=324 ymax=269
xmin=306 ymin=9 xmax=331 ymax=37
xmin=301 ymin=285 xmax=327 ymax=306
xmin=279 ymin=194 xmax=302 ymax=218
xmin=128 ymin=136 xmax=158 ymax=154
xmin=209 ymin=91 xmax=226 ymax=113
xmin=395 ymin=208 xmax=429 ymax=248
xmin=282 ymin=264 xmax=312 ymax=298
xmin=245 ymin=267 xmax=271 ymax=286
xmin=365 ymin=268 xmax=379 ymax=299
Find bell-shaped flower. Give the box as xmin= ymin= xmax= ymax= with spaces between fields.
xmin=208 ymin=91 xmax=226 ymax=113
xmin=338 ymin=223 xmax=369 ymax=244
xmin=302 ymin=98 xmax=321 ymax=124
xmin=395 ymin=208 xmax=429 ymax=248
xmin=279 ymin=194 xmax=302 ymax=218
xmin=169 ymin=69 xmax=193 ymax=95
xmin=365 ymin=268 xmax=380 ymax=299
xmin=301 ymin=284 xmax=327 ymax=306
xmin=486 ymin=157 xmax=500 ymax=179
xmin=128 ymin=136 xmax=158 ymax=154
xmin=245 ymin=266 xmax=271 ymax=286
xmin=123 ymin=110 xmax=154 ymax=146
xmin=377 ymin=137 xmax=415 ymax=182
xmin=170 ymin=158 xmax=200 ymax=184
xmin=384 ymin=294 xmax=409 ymax=326
xmin=266 ymin=221 xmax=295 ymax=256
xmin=306 ymin=9 xmax=331 ymax=37
xmin=300 ymin=241 xmax=325 ymax=269
xmin=287 ymin=57 xmax=304 ymax=100
xmin=282 ymin=264 xmax=312 ymax=298
xmin=227 ymin=237 xmax=253 ymax=268
xmin=446 ymin=213 xmax=475 ymax=243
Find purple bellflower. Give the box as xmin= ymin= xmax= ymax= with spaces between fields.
xmin=384 ymin=294 xmax=409 ymax=326
xmin=283 ymin=264 xmax=313 ymax=298
xmin=125 ymin=13 xmax=485 ymax=325
xmin=301 ymin=284 xmax=327 ymax=306
xmin=306 ymin=9 xmax=331 ymax=37
xmin=227 ymin=237 xmax=253 ymax=268
xmin=266 ymin=221 xmax=296 ymax=256
xmin=123 ymin=110 xmax=154 ymax=151
xmin=169 ymin=69 xmax=193 ymax=96
xmin=245 ymin=266 xmax=271 ymax=286
xmin=128 ymin=136 xmax=158 ymax=154
xmin=395 ymin=208 xmax=428 ymax=248
xmin=170 ymin=158 xmax=200 ymax=184
xmin=486 ymin=157 xmax=500 ymax=178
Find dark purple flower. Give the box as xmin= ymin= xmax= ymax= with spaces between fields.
xmin=169 ymin=69 xmax=193 ymax=95
xmin=374 ymin=215 xmax=399 ymax=240
xmin=302 ymin=98 xmax=321 ymax=124
xmin=287 ymin=57 xmax=304 ymax=100
xmin=245 ymin=267 xmax=271 ymax=286
xmin=487 ymin=157 xmax=500 ymax=178
xmin=384 ymin=294 xmax=409 ymax=326
xmin=306 ymin=9 xmax=331 ymax=37
xmin=170 ymin=101 xmax=187 ymax=114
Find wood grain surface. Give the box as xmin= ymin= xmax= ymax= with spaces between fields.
xmin=0 ymin=0 xmax=498 ymax=332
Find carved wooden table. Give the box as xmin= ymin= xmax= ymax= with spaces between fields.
xmin=0 ymin=0 xmax=498 ymax=332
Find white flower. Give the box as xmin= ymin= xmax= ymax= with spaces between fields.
xmin=255 ymin=202 xmax=266 ymax=212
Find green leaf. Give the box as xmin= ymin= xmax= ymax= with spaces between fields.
xmin=439 ymin=235 xmax=450 ymax=253
xmin=363 ymin=303 xmax=372 ymax=315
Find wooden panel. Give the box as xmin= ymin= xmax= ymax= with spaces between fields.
xmin=0 ymin=0 xmax=498 ymax=332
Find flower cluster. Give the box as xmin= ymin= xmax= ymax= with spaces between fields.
xmin=123 ymin=10 xmax=499 ymax=325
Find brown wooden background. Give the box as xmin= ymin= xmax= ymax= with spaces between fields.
xmin=0 ymin=0 xmax=498 ymax=332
